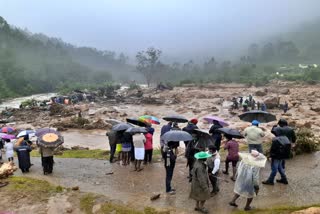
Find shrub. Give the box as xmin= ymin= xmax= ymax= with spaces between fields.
xmin=294 ymin=128 xmax=320 ymax=155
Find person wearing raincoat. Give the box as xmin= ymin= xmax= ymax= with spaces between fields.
xmin=190 ymin=151 xmax=212 ymax=214
xmin=15 ymin=136 xmax=32 ymax=173
xmin=229 ymin=150 xmax=266 ymax=211
xmin=39 ymin=145 xmax=55 ymax=175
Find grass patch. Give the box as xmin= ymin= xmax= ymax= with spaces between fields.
xmin=30 ymin=149 xmax=109 ymax=159
xmin=1 ymin=176 xmax=63 ymax=202
xmin=233 ymin=204 xmax=320 ymax=214
xmin=80 ymin=193 xmax=97 ymax=214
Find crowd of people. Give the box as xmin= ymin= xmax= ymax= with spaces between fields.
xmin=0 ymin=107 xmax=297 ymax=213
xmin=104 ymin=113 xmax=296 ymax=213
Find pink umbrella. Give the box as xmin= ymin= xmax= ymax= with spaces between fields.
xmin=203 ymin=116 xmax=229 ymax=127
xmin=0 ymin=134 xmax=16 ymax=140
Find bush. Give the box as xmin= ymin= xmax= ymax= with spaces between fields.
xmin=294 ymin=128 xmax=320 ymax=155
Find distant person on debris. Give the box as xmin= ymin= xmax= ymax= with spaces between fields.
xmin=133 ymin=133 xmax=145 ymax=172
xmin=244 ymin=120 xmax=265 ymax=153
xmin=239 ymin=97 xmax=243 ymax=105
xmin=4 ymin=139 xmax=14 ymax=162
xmin=160 ymin=121 xmax=173 ymax=157
xmin=229 ymin=150 xmax=266 ymax=211
xmin=242 ymin=102 xmax=248 ymax=112
xmin=223 ymin=134 xmax=239 ymax=181
xmin=207 ymin=145 xmax=220 ymax=196
xmin=257 ymin=101 xmax=260 ymax=110
xmin=283 ymin=101 xmax=289 ymax=113
xmin=209 ymin=120 xmax=223 ymax=151
xmin=190 ymin=151 xmax=212 ymax=214
xmin=251 ymin=99 xmax=256 ymax=110
xmin=15 ymin=136 xmax=32 ymax=173
xmin=106 ymin=130 xmax=119 ymax=163
xmin=261 ymin=103 xmax=267 ymax=111
xmin=163 ymin=141 xmax=178 ymax=195
xmin=144 ymin=130 xmax=153 ymax=164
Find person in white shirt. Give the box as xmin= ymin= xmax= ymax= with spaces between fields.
xmin=4 ymin=139 xmax=14 ymax=162
xmin=207 ymin=145 xmax=221 ymax=195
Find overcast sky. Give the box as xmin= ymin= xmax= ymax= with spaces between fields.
xmin=1 ymin=0 xmax=320 ymax=61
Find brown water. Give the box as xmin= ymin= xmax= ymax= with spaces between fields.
xmin=16 ymin=152 xmax=320 ymax=213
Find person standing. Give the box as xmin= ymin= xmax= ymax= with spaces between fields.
xmin=261 ymin=103 xmax=267 ymax=111
xmin=283 ymin=101 xmax=289 ymax=113
xmin=106 ymin=130 xmax=119 ymax=163
xmin=229 ymin=150 xmax=266 ymax=211
xmin=160 ymin=122 xmax=172 ymax=157
xmin=133 ymin=133 xmax=145 ymax=171
xmin=163 ymin=141 xmax=178 ymax=195
xmin=207 ymin=145 xmax=220 ymax=196
xmin=222 ymin=135 xmax=239 ymax=181
xmin=190 ymin=151 xmax=212 ymax=214
xmin=39 ymin=146 xmax=55 ymax=175
xmin=209 ymin=120 xmax=223 ymax=151
xmin=244 ymin=120 xmax=265 ymax=153
xmin=4 ymin=139 xmax=14 ymax=162
xmin=121 ymin=132 xmax=132 ymax=166
xmin=262 ymin=127 xmax=290 ymax=185
xmin=273 ymin=118 xmax=296 ymax=169
xmin=15 ymin=137 xmax=32 ymax=173
xmin=182 ymin=119 xmax=199 ymax=148
xmin=144 ymin=130 xmax=153 ymax=164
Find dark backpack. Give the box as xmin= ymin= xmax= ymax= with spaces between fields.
xmin=275 ymin=136 xmax=291 ymax=159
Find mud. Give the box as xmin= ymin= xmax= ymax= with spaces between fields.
xmin=12 ymin=152 xmax=320 ymax=214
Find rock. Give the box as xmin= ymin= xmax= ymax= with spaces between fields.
xmin=292 ymin=207 xmax=320 ymax=214
xmin=279 ymin=88 xmax=290 ymax=95
xmin=88 ymin=109 xmax=96 ymax=115
xmin=150 ymin=193 xmax=161 ymax=201
xmin=92 ymin=204 xmax=102 ymax=214
xmin=0 ymin=162 xmax=18 ymax=178
xmin=71 ymin=146 xmax=89 ymax=150
xmin=255 ymin=90 xmax=267 ymax=96
xmin=310 ymin=107 xmax=320 ymax=112
xmin=66 ymin=208 xmax=73 ymax=213
xmin=264 ymin=97 xmax=279 ymax=109
xmin=71 ymin=186 xmax=79 ymax=191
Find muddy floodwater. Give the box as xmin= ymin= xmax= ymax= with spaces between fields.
xmin=16 ymin=152 xmax=320 ymax=213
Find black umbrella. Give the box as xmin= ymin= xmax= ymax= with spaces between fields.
xmin=162 ymin=130 xmax=193 ymax=142
xmin=217 ymin=128 xmax=244 ymax=139
xmin=239 ymin=110 xmax=276 ymax=123
xmin=193 ymin=129 xmax=210 ymax=136
xmin=163 ymin=115 xmax=188 ymax=123
xmin=112 ymin=123 xmax=133 ymax=131
xmin=125 ymin=127 xmax=147 ymax=134
xmin=126 ymin=118 xmax=148 ymax=127
xmin=38 ymin=133 xmax=64 ymax=148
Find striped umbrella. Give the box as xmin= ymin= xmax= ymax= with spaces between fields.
xmin=138 ymin=115 xmax=160 ymax=125
xmin=0 ymin=127 xmax=16 ymax=133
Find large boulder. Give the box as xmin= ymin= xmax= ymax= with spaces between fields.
xmin=264 ymin=97 xmax=279 ymax=109
xmin=255 ymin=90 xmax=267 ymax=96
xmin=279 ymin=88 xmax=290 ymax=95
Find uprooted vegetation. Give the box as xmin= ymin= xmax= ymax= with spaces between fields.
xmin=294 ymin=128 xmax=320 ymax=155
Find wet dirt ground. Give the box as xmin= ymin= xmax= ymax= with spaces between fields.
xmin=14 ymin=152 xmax=320 ymax=214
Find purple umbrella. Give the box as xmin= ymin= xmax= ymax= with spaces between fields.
xmin=35 ymin=128 xmax=60 ymax=137
xmin=203 ymin=116 xmax=229 ymax=127
xmin=0 ymin=134 xmax=16 ymax=140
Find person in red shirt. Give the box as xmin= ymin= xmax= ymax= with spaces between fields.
xmin=144 ymin=130 xmax=153 ymax=164
xmin=223 ymin=134 xmax=240 ymax=181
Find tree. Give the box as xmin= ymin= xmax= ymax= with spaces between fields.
xmin=261 ymin=42 xmax=275 ymax=60
xmin=136 ymin=47 xmax=162 ymax=87
xmin=248 ymin=43 xmax=259 ymax=61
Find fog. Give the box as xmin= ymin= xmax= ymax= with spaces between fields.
xmin=1 ymin=0 xmax=320 ymax=61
